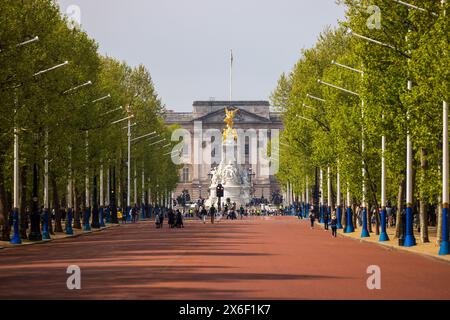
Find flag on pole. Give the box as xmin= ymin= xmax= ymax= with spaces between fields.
xmin=230 ymin=49 xmax=233 ymax=67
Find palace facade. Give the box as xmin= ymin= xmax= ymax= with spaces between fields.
xmin=164 ymin=100 xmax=284 ymax=202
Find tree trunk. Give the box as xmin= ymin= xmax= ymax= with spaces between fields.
xmin=0 ymin=164 xmax=11 ymax=241
xmin=368 ymin=203 xmax=373 ymax=233
xmin=20 ymin=165 xmax=28 ymax=239
xmin=51 ymin=173 xmax=63 ymax=232
xmin=395 ymin=178 xmax=405 ymax=239
xmin=419 ymin=148 xmax=429 ymax=243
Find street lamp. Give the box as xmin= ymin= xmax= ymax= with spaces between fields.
xmin=149 ymin=138 xmax=166 ymax=147
xmin=63 ymin=80 xmax=92 ymax=94
xmin=317 ymin=77 xmax=370 ymax=236
xmin=131 ymin=131 xmax=156 ymax=142
xmin=306 ymin=93 xmax=326 ymax=103
xmin=439 ymin=0 xmax=449 ymax=255
xmin=347 ymin=27 xmax=416 ymax=245
xmin=61 ymin=80 xmax=93 ymax=234
xmin=392 ymin=0 xmax=438 ymax=16
xmin=83 ymin=94 xmax=111 ymax=231
xmin=101 ymin=106 xmax=122 ymax=116
xmin=11 ymin=60 xmax=69 ymax=244
xmin=331 ymin=59 xmax=389 ymax=239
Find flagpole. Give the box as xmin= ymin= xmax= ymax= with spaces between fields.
xmin=230 ymin=49 xmax=233 ymax=102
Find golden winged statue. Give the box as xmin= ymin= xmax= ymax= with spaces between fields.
xmin=223 ymin=107 xmax=239 ymax=141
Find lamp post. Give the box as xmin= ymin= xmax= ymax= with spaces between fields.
xmin=345 ymin=181 xmax=355 ymax=232
xmin=83 ymin=94 xmax=111 ymax=231
xmin=2 ymin=36 xmax=39 ymax=243
xmin=318 ymin=78 xmax=369 ymax=238
xmin=11 ymin=60 xmax=69 ymax=244
xmin=99 ymin=164 xmax=105 ymax=227
xmin=0 ymin=36 xmax=39 ymax=54
xmin=305 ymin=175 xmax=309 ymax=218
xmin=439 ymin=0 xmax=449 ymax=255
xmin=63 ymin=81 xmax=93 ymax=234
xmin=327 ymin=166 xmax=332 ymax=224
xmin=141 ymin=161 xmax=146 ymax=219
xmin=336 ymin=165 xmax=343 ymax=229
xmin=319 ymin=168 xmax=324 ymax=223
xmin=348 ymin=27 xmax=419 ymax=244
xmin=65 ymin=146 xmax=74 ymax=234
xmin=330 ymin=60 xmax=373 ymax=234
xmin=126 ymin=106 xmax=132 ymax=221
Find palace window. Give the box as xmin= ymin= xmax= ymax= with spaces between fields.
xmin=182 ymin=167 xmax=189 ymax=183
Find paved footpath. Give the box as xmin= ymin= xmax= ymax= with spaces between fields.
xmin=0 ymin=216 xmax=449 ymax=300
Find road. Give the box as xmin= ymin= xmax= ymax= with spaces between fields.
xmin=0 ymin=216 xmax=449 ymax=300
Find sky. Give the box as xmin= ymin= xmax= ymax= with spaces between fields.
xmin=56 ymin=0 xmax=346 ymax=112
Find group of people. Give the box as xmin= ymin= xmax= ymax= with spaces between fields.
xmin=155 ymin=208 xmax=184 ymax=229
xmin=308 ymin=208 xmax=339 ymax=238
xmin=116 ymin=204 xmax=141 ymax=224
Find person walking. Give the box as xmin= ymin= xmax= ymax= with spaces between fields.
xmin=131 ymin=204 xmax=138 ymax=223
xmin=200 ymin=206 xmax=207 ymax=224
xmin=121 ymin=207 xmax=127 ymax=224
xmin=159 ymin=210 xmax=164 ymax=228
xmin=117 ymin=208 xmax=123 ymax=223
xmin=309 ymin=210 xmax=315 ymax=229
xmin=209 ymin=205 xmax=217 ymax=224
xmin=324 ymin=209 xmax=329 ymax=230
xmin=176 ymin=209 xmax=184 ymax=228
xmin=155 ymin=212 xmax=160 ymax=229
xmin=239 ymin=205 xmax=245 ymax=220
xmin=168 ymin=208 xmax=175 ymax=228
xmin=330 ymin=211 xmax=338 ymax=237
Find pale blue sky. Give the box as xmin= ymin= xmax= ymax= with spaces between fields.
xmin=56 ymin=0 xmax=345 ymax=111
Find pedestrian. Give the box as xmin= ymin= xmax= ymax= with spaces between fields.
xmin=132 ymin=204 xmax=138 ymax=223
xmin=331 ymin=212 xmax=338 ymax=237
xmin=155 ymin=212 xmax=160 ymax=228
xmin=159 ymin=210 xmax=164 ymax=228
xmin=176 ymin=209 xmax=184 ymax=228
xmin=239 ymin=205 xmax=244 ymax=220
xmin=309 ymin=211 xmax=315 ymax=229
xmin=209 ymin=205 xmax=216 ymax=224
xmin=121 ymin=208 xmax=127 ymax=224
xmin=200 ymin=206 xmax=207 ymax=224
xmin=168 ymin=208 xmax=175 ymax=228
xmin=324 ymin=209 xmax=329 ymax=230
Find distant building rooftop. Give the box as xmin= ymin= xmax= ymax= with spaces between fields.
xmin=193 ymin=100 xmax=270 ymax=107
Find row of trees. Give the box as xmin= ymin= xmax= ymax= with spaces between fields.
xmin=0 ymin=0 xmax=179 ymax=241
xmin=271 ymin=0 xmax=448 ymax=247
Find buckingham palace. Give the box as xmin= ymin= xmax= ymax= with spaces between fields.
xmin=164 ymin=100 xmax=284 ymax=202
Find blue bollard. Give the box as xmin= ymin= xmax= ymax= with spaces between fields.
xmin=379 ymin=208 xmax=389 ymax=241
xmin=42 ymin=208 xmax=51 ymax=240
xmin=361 ymin=207 xmax=370 ymax=237
xmin=66 ymin=208 xmax=74 ymax=235
xmin=83 ymin=207 xmax=91 ymax=231
xmin=404 ymin=206 xmax=416 ymax=247
xmin=105 ymin=206 xmax=111 ymax=223
xmin=344 ymin=207 xmax=354 ymax=233
xmin=439 ymin=206 xmax=450 ymax=255
xmin=336 ymin=206 xmax=343 ymax=229
xmin=141 ymin=205 xmax=146 ymax=220
xmin=10 ymin=208 xmax=22 ymax=244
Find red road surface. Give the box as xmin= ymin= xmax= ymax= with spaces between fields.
xmin=0 ymin=216 xmax=449 ymax=300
